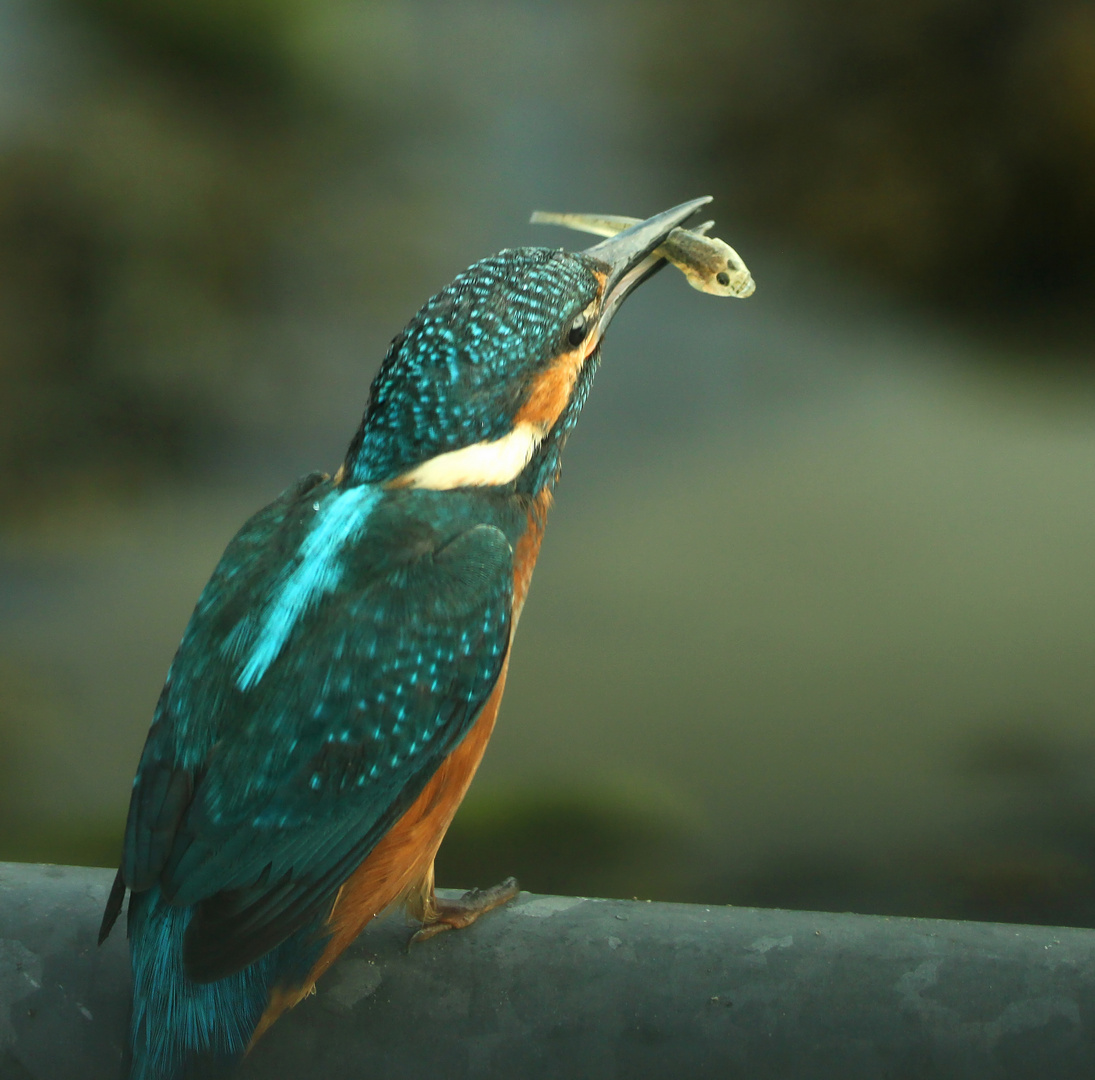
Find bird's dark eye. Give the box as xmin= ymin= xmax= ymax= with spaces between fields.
xmin=567 ymin=314 xmax=588 ymax=348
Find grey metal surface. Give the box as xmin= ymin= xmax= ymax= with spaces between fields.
xmin=2 ymin=861 xmax=1095 ymax=1079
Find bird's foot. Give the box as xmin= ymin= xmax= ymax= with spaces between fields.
xmin=410 ymin=876 xmax=520 ymax=945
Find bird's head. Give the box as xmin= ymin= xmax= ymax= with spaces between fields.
xmin=344 ymin=197 xmax=711 ymax=495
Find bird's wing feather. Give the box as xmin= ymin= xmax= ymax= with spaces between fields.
xmin=116 ymin=471 xmax=332 ymax=900
xmin=109 ymin=476 xmax=513 ymax=980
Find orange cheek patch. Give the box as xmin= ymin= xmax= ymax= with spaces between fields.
xmin=514 ymin=330 xmax=600 ymax=432
xmin=514 ymin=359 xmax=579 ymax=431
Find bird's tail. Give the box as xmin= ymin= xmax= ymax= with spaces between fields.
xmin=126 ymin=887 xmax=317 ymax=1080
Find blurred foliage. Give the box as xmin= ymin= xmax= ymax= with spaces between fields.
xmin=644 ymin=0 xmax=1095 ymax=333
xmin=70 ymin=0 xmax=311 ymax=91
xmin=0 ymin=0 xmax=373 ymax=510
xmin=6 ymin=0 xmax=1094 ymax=514
xmin=437 ymin=787 xmax=701 ymax=903
xmin=0 ymin=818 xmax=122 ymax=870
xmin=721 ymin=722 xmax=1095 ymax=928
xmin=428 ymin=719 xmax=1095 ymax=927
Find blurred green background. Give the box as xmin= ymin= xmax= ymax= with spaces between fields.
xmin=2 ymin=0 xmax=1095 ymax=929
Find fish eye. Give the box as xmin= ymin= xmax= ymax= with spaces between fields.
xmin=567 ymin=313 xmax=588 ymax=347
xmin=716 ymin=271 xmax=731 ymax=287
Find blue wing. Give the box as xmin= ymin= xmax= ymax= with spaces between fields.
xmin=104 ymin=473 xmax=514 ymax=980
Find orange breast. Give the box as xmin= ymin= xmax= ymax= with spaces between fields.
xmin=252 ymin=492 xmax=552 ymax=1041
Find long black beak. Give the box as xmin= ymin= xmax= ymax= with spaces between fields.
xmin=582 ymin=196 xmax=712 ymax=333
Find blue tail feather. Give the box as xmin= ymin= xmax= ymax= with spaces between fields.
xmin=126 ymin=888 xmax=324 ymax=1080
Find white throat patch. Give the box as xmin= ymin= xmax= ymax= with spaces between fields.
xmin=393 ymin=422 xmax=545 ymax=490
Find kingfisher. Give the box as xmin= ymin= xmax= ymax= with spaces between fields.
xmin=98 ymin=196 xmax=713 ymax=1079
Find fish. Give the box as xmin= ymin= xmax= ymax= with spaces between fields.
xmin=530 ymin=210 xmax=755 ymax=298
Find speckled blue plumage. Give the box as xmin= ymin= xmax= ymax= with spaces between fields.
xmin=347 ymin=248 xmax=598 ymax=484
xmin=113 ymin=475 xmax=526 ymax=1077
xmin=104 ymin=246 xmax=609 ymax=1080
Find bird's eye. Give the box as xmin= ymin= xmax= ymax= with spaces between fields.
xmin=567 ymin=314 xmax=588 ymax=348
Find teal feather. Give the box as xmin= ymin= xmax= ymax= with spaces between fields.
xmin=127 ymin=887 xmax=325 ymax=1079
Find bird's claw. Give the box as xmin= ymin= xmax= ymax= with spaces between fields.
xmin=409 ymin=876 xmax=520 ymax=946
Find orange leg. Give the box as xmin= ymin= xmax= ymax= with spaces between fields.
xmin=406 ymin=861 xmax=520 ymax=945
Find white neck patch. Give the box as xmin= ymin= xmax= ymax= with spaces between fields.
xmin=393 ymin=422 xmax=545 ymax=490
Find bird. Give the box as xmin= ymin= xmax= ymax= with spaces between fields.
xmin=98 ymin=195 xmax=714 ymax=1079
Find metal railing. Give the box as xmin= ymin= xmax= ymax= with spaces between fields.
xmin=2 ymin=860 xmax=1094 ymax=1078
